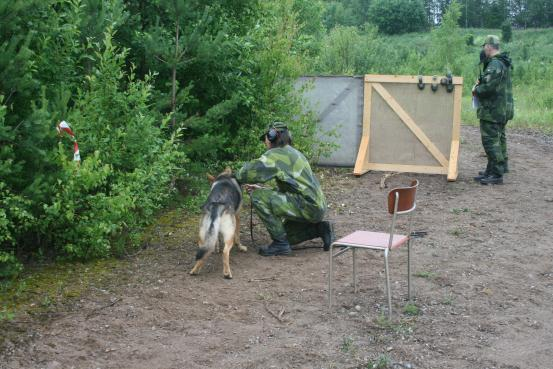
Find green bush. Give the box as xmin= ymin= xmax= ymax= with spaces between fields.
xmin=427 ymin=1 xmax=465 ymax=75
xmin=316 ymin=24 xmax=383 ymax=75
xmin=1 ymin=20 xmax=186 ymax=268
xmin=39 ymin=30 xmax=186 ymax=259
xmin=0 ymin=183 xmax=32 ymax=277
xmin=502 ymin=21 xmax=512 ymax=43
xmin=368 ymin=0 xmax=428 ymax=35
xmin=318 ymin=26 xmax=362 ymax=75
xmin=232 ymin=0 xmax=336 ymax=163
xmin=0 ymin=252 xmax=23 ymax=279
xmin=0 ymin=100 xmax=32 ymax=278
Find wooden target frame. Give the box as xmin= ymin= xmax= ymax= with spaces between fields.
xmin=353 ymin=75 xmax=463 ymax=181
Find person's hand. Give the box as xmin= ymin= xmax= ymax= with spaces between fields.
xmin=244 ymin=184 xmax=263 ymax=193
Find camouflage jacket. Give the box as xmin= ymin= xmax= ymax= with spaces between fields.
xmin=236 ymin=145 xmax=327 ymax=211
xmin=475 ymin=52 xmax=514 ymax=123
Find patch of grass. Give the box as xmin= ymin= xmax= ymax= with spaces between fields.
xmin=340 ymin=336 xmax=356 ymax=353
xmin=0 ymin=258 xmax=128 ymax=319
xmin=255 ymin=291 xmax=272 ymax=301
xmin=366 ymin=354 xmax=392 ymax=369
xmin=39 ymin=294 xmax=53 ymax=308
xmin=375 ymin=314 xmax=414 ymax=336
xmin=414 ymin=270 xmax=437 ymax=279
xmin=442 ymin=294 xmax=455 ymax=305
xmin=0 ymin=307 xmax=15 ymax=322
xmin=451 ymin=207 xmax=470 ymax=215
xmin=403 ymin=302 xmax=421 ymax=316
xmin=449 ymin=228 xmax=463 ymax=237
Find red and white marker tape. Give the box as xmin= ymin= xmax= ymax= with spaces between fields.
xmin=56 ymin=120 xmax=81 ymax=162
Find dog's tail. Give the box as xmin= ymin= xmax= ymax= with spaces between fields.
xmin=196 ymin=203 xmax=227 ymax=260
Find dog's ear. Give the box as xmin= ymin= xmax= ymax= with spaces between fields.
xmin=207 ymin=174 xmax=215 ymax=183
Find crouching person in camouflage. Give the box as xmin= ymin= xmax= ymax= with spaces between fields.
xmin=235 ymin=122 xmax=334 ymax=256
xmin=473 ymin=35 xmax=514 ymax=185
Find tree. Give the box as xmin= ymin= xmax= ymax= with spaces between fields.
xmin=368 ymin=0 xmax=428 ymax=35
xmin=323 ymin=1 xmax=357 ymax=29
xmin=139 ymin=1 xmax=207 ymax=128
xmin=501 ymin=20 xmax=512 ymax=43
xmin=0 ymin=1 xmax=187 ymax=272
xmin=427 ymin=0 xmax=465 ymax=75
xmin=319 ymin=26 xmax=362 ymax=74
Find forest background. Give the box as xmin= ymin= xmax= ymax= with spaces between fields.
xmin=1 ymin=0 xmax=552 ymax=286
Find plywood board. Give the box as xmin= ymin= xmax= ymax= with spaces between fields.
xmin=354 ymin=75 xmax=463 ymax=180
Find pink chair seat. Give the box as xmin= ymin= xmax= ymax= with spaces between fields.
xmin=334 ymin=230 xmax=408 ymax=250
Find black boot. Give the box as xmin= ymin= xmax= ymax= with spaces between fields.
xmin=258 ymin=236 xmax=291 ymax=256
xmin=479 ymin=174 xmax=503 ymax=185
xmin=474 ymin=169 xmax=489 ymax=181
xmin=318 ymin=221 xmax=335 ymax=251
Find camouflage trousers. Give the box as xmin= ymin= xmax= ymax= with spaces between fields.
xmin=480 ymin=120 xmax=508 ymax=176
xmin=250 ymin=188 xmax=326 ymax=244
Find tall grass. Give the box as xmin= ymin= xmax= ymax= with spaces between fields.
xmin=310 ymin=28 xmax=553 ymax=131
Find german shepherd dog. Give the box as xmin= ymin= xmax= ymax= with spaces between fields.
xmin=189 ymin=168 xmax=246 ymax=279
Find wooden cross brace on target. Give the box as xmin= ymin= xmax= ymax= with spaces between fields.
xmin=353 ymin=75 xmax=463 ymax=181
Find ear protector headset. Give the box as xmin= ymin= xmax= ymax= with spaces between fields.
xmin=266 ymin=125 xmax=280 ymax=142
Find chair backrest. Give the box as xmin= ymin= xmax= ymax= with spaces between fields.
xmin=387 ymin=179 xmax=418 ymax=214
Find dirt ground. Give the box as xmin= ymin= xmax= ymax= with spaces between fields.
xmin=1 ymin=126 xmax=553 ymax=369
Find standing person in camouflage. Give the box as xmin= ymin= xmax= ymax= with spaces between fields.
xmin=236 ymin=122 xmax=334 ymax=256
xmin=472 ymin=35 xmax=514 ymax=185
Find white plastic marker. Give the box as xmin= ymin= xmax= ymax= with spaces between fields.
xmin=471 ymin=85 xmax=480 ymax=109
xmin=56 ymin=120 xmax=81 ymax=162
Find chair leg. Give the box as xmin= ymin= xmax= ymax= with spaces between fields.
xmin=352 ymin=247 xmax=357 ymax=293
xmin=328 ymin=243 xmax=333 ymax=309
xmin=407 ymin=238 xmax=412 ymax=301
xmin=384 ymin=249 xmax=392 ymax=320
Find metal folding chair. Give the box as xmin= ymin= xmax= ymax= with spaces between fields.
xmin=328 ymin=179 xmax=419 ymax=319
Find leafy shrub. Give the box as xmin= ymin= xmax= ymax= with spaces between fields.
xmin=39 ymin=30 xmax=186 ymax=259
xmin=317 ymin=24 xmax=382 ymax=75
xmin=1 ymin=25 xmax=186 ymax=267
xmin=233 ymin=0 xmax=336 ymax=164
xmin=368 ymin=0 xmax=428 ymax=35
xmin=323 ymin=1 xmax=357 ymax=29
xmin=0 ymin=101 xmax=32 ymax=278
xmin=502 ymin=21 xmax=512 ymax=43
xmin=318 ymin=26 xmax=361 ymax=75
xmin=426 ymin=1 xmax=465 ymax=75
xmin=466 ymin=33 xmax=475 ymax=46
xmin=0 ymin=185 xmax=32 ymax=277
xmin=0 ymin=252 xmax=23 ymax=279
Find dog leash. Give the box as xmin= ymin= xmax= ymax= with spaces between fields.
xmin=248 ymin=191 xmax=258 ymax=248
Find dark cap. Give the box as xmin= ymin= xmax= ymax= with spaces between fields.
xmin=259 ymin=121 xmax=288 ymax=141
xmin=482 ymin=35 xmax=500 ymax=47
